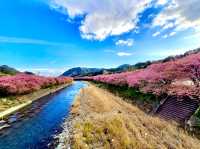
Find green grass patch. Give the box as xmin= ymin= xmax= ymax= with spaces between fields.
xmin=0 ymin=72 xmax=8 ymax=77
xmin=194 ymin=107 xmax=200 ymax=118
xmin=192 ymin=106 xmax=200 ymax=128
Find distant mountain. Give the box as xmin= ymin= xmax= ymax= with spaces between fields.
xmin=62 ymin=48 xmax=200 ymax=77
xmin=0 ymin=65 xmax=19 ymax=75
xmin=115 ymin=64 xmax=132 ymax=71
xmin=24 ymin=71 xmax=35 ymax=75
xmin=62 ymin=67 xmax=104 ymax=77
xmin=62 ymin=62 xmax=153 ymax=77
xmin=62 ymin=63 xmax=150 ymax=77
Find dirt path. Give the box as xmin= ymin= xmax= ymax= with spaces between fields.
xmin=58 ymin=83 xmax=200 ymax=149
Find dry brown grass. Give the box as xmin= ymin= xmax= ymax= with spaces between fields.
xmin=71 ymin=96 xmax=81 ymax=116
xmin=70 ymin=84 xmax=200 ymax=149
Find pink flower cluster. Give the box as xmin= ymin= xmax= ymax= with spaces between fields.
xmin=0 ymin=74 xmax=73 ymax=95
xmin=81 ymin=53 xmax=200 ymax=98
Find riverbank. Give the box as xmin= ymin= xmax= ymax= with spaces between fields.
xmin=0 ymin=82 xmax=73 ymax=119
xmin=57 ymin=83 xmax=200 ymax=149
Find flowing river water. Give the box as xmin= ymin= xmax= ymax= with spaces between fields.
xmin=0 ymin=81 xmax=86 ymax=149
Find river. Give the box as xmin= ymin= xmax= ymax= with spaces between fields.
xmin=0 ymin=81 xmax=86 ymax=149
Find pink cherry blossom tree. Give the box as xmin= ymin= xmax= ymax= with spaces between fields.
xmin=0 ymin=74 xmax=73 ymax=96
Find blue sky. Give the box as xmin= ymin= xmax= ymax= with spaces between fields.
xmin=0 ymin=0 xmax=200 ymax=76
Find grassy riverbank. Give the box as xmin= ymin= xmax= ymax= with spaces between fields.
xmin=93 ymin=82 xmax=160 ymax=113
xmin=0 ymin=83 xmax=72 ymax=118
xmin=64 ymin=83 xmax=200 ymax=149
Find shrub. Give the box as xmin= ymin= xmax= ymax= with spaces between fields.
xmin=80 ymin=53 xmax=200 ymax=99
xmin=0 ymin=74 xmax=73 ymax=96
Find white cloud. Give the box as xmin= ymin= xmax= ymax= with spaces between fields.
xmin=152 ymin=31 xmax=160 ymax=37
xmin=117 ymin=52 xmax=133 ymax=57
xmin=19 ymin=68 xmax=66 ymax=76
xmin=162 ymin=22 xmax=175 ymax=30
xmin=153 ymin=0 xmax=200 ymax=35
xmin=156 ymin=0 xmax=168 ymax=5
xmin=169 ymin=31 xmax=176 ymax=36
xmin=50 ymin=0 xmax=153 ymax=40
xmin=115 ymin=39 xmax=134 ymax=47
xmin=162 ymin=34 xmax=168 ymax=38
xmin=0 ymin=36 xmax=66 ymax=46
xmin=162 ymin=31 xmax=176 ymax=38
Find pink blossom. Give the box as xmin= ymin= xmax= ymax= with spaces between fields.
xmin=79 ymin=52 xmax=200 ymax=98
xmin=0 ymin=74 xmax=73 ymax=96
